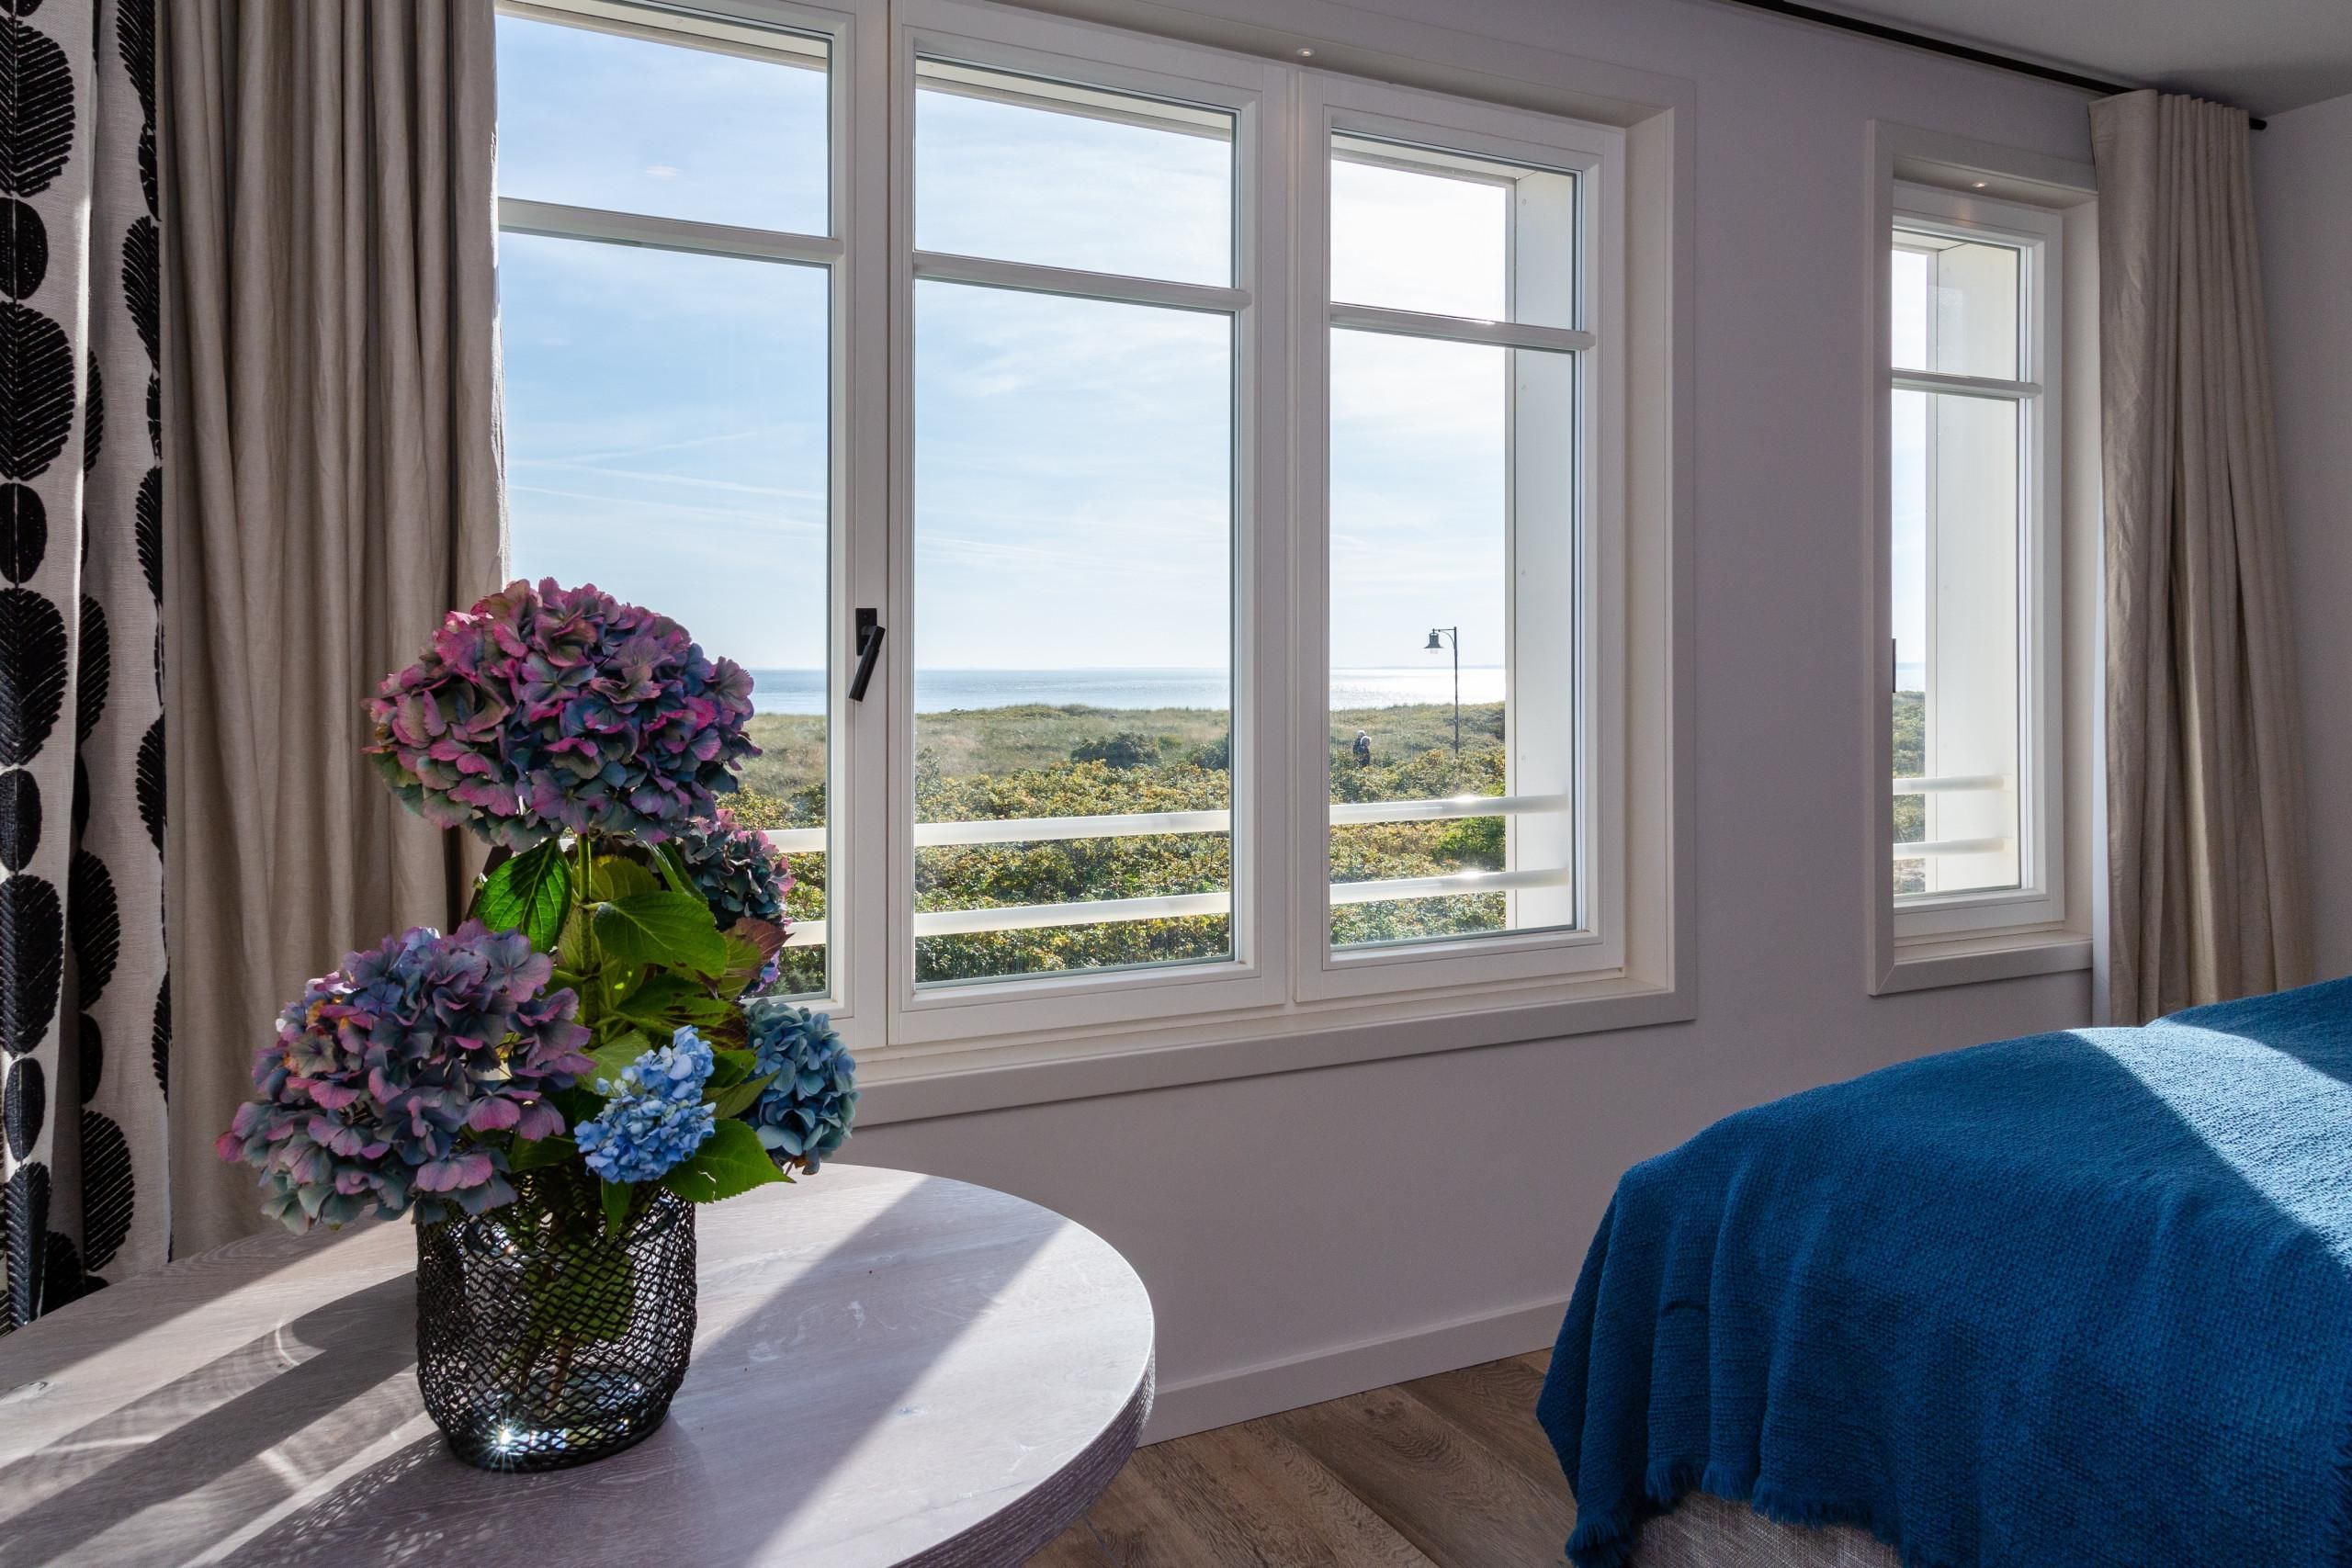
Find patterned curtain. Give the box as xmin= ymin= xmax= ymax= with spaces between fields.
xmin=1 ymin=0 xmax=166 ymax=1330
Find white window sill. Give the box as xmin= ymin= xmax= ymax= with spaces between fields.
xmin=852 ymin=976 xmax=1695 ymax=1126
xmin=1873 ymin=925 xmax=2092 ymax=995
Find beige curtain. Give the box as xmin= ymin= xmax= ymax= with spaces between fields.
xmin=160 ymin=0 xmax=504 ymax=1251
xmin=2090 ymin=90 xmax=2310 ymax=1024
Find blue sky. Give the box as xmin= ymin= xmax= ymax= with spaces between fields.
xmin=495 ymin=15 xmax=1516 ymax=678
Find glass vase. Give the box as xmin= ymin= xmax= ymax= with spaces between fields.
xmin=415 ymin=1171 xmax=696 ymax=1471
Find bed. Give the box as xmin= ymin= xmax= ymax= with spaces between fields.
xmin=1538 ymin=977 xmax=2352 ymax=1568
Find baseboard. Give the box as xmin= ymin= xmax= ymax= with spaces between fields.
xmin=1142 ymin=1293 xmax=1571 ymax=1444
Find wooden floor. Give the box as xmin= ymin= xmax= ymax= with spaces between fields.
xmin=1034 ymin=1351 xmax=1573 ymax=1567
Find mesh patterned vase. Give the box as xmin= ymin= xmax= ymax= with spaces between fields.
xmin=415 ymin=1172 xmax=697 ymax=1471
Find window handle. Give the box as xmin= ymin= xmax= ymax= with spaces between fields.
xmin=849 ymin=608 xmax=886 ymax=703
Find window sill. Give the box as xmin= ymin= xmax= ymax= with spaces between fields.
xmin=1873 ymin=925 xmax=2092 ymax=996
xmin=853 ymin=976 xmax=1694 ymax=1126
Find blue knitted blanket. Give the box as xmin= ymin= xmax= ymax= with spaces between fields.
xmin=1539 ymin=979 xmax=2352 ymax=1568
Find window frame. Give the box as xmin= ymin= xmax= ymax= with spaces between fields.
xmin=492 ymin=0 xmax=889 ymax=1034
xmin=493 ymin=0 xmax=1691 ymax=1085
xmin=1865 ymin=122 xmax=2096 ymax=996
xmin=1293 ymin=75 xmax=1628 ymax=1004
xmin=1886 ymin=184 xmax=2064 ymax=942
xmin=883 ymin=0 xmax=1291 ymax=1046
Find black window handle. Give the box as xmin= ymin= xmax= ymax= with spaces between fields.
xmin=848 ymin=608 xmax=885 ymax=702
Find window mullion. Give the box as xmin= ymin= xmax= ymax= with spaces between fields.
xmin=910 ymin=249 xmax=1250 ymax=312
xmin=1327 ymin=300 xmax=1592 ymax=355
xmin=1891 ymin=367 xmax=2040 ymax=400
xmin=499 ymin=197 xmax=845 ymax=265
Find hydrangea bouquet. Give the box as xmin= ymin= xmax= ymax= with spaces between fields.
xmin=217 ymin=581 xmax=857 ymax=1469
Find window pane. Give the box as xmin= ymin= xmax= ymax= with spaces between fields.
xmin=1892 ymin=388 xmax=2021 ymax=898
xmin=1329 ymin=328 xmax=1577 ymax=949
xmin=916 ymin=62 xmax=1233 ymax=286
xmin=500 ymin=234 xmax=831 ymax=995
xmin=496 ymin=12 xmax=828 ymax=235
xmin=1330 ymin=135 xmax=1574 ymax=327
xmin=912 ymin=281 xmax=1234 ymax=984
xmin=1891 ymin=230 xmax=2019 ymax=380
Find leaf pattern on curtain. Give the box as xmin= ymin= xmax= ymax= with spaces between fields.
xmin=0 ymin=0 xmax=167 ymax=1332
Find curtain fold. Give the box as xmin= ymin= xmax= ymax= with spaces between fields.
xmin=0 ymin=0 xmax=170 ymax=1331
xmin=160 ymin=0 xmax=503 ymax=1253
xmin=2091 ymin=89 xmax=2310 ymax=1024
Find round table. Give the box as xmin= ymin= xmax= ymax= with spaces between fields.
xmin=0 ymin=1166 xmax=1154 ymax=1567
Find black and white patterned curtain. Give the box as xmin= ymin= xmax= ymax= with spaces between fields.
xmin=2 ymin=0 xmax=166 ymax=1331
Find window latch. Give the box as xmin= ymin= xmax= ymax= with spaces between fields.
xmin=849 ymin=608 xmax=886 ymax=702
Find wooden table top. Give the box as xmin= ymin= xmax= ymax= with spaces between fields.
xmin=0 ymin=1166 xmax=1155 ymax=1567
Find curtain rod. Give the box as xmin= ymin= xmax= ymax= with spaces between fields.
xmin=1712 ymin=0 xmax=2267 ymax=130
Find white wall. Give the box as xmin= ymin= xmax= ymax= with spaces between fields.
xmin=2257 ymin=91 xmax=2352 ymax=983
xmin=853 ymin=0 xmax=2100 ymax=1438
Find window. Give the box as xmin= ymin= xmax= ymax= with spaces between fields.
xmin=909 ymin=62 xmax=1239 ymax=990
xmin=496 ymin=0 xmax=842 ymax=1000
xmin=1872 ymin=166 xmax=2073 ymax=978
xmin=497 ymin=0 xmax=1682 ymax=1082
xmin=1299 ymin=78 xmax=1623 ymax=1001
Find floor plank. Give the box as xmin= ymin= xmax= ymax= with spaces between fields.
xmin=1044 ymin=1356 xmax=1575 ymax=1568
xmin=1398 ymin=1357 xmax=1567 ymax=1498
xmin=1029 ymin=1523 xmax=1118 ymax=1567
xmin=1080 ymin=1454 xmax=1236 ymax=1568
xmin=1134 ymin=1420 xmax=1442 ymax=1568
xmin=1265 ymin=1381 xmax=1575 ymax=1567
xmin=1520 ymin=1348 xmax=1553 ymax=1377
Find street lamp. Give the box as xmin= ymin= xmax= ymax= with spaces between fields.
xmin=1425 ymin=626 xmax=1460 ymax=768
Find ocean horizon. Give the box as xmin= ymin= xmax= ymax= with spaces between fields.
xmin=746 ymin=666 xmax=1509 ymax=716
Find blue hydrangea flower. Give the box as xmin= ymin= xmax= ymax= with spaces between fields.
xmin=745 ymin=1000 xmax=858 ymax=1172
xmin=575 ymin=1027 xmax=718 ymax=1184
xmin=672 ymin=808 xmax=793 ymax=931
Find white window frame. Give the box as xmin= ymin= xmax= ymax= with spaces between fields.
xmin=1293 ymin=76 xmax=1627 ymax=1004
xmin=1866 ymin=123 xmax=2097 ymax=995
xmin=492 ymin=0 xmax=891 ymax=1039
xmin=883 ymin=0 xmax=1290 ymax=1046
xmin=495 ymin=0 xmax=1692 ymax=1090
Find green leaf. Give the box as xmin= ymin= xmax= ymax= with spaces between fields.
xmin=601 ymin=1178 xmax=636 ymax=1235
xmin=552 ymin=1084 xmax=605 ymax=1128
xmin=472 ymin=837 xmax=571 ymax=951
xmin=507 ymin=1133 xmax=577 ymax=1173
xmin=660 ymin=1120 xmax=788 ymax=1204
xmin=708 ymin=1070 xmax=776 ymax=1121
xmin=589 ymin=853 xmax=661 ymax=903
xmin=592 ymin=891 xmax=729 ymax=976
xmin=707 ymin=1048 xmax=758 ymax=1090
xmin=654 ymin=841 xmax=699 ymax=897
xmin=610 ymin=972 xmax=731 ymax=1029
xmin=586 ymin=1031 xmax=652 ymax=1088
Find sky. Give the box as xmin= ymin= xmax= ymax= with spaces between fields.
xmin=494 ymin=15 xmax=1537 ymax=681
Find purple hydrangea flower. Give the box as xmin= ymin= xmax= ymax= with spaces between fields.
xmin=575 ymin=1027 xmax=718 ymax=1185
xmin=216 ymin=922 xmax=594 ymax=1231
xmin=365 ymin=579 xmax=759 ymax=850
xmin=745 ymin=1001 xmax=857 ymax=1172
xmin=672 ymin=808 xmax=794 ymax=931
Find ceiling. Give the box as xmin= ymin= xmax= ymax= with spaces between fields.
xmin=1786 ymin=0 xmax=2352 ymax=118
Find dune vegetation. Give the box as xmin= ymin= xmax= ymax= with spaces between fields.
xmin=727 ymin=700 xmax=1515 ymax=992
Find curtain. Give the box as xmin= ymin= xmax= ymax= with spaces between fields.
xmin=160 ymin=0 xmax=503 ymax=1253
xmin=2091 ymin=90 xmax=2310 ymax=1023
xmin=1 ymin=0 xmax=168 ymax=1331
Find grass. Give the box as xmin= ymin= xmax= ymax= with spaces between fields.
xmin=733 ymin=699 xmax=1509 ymax=828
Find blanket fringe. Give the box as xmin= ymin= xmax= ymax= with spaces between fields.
xmin=1565 ymin=1459 xmax=1944 ymax=1568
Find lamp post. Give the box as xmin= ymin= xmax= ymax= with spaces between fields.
xmin=1425 ymin=626 xmax=1460 ymax=770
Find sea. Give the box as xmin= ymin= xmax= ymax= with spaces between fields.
xmin=745 ymin=666 xmax=1509 ymax=716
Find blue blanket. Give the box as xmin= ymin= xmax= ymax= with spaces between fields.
xmin=1539 ymin=978 xmax=2352 ymax=1568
